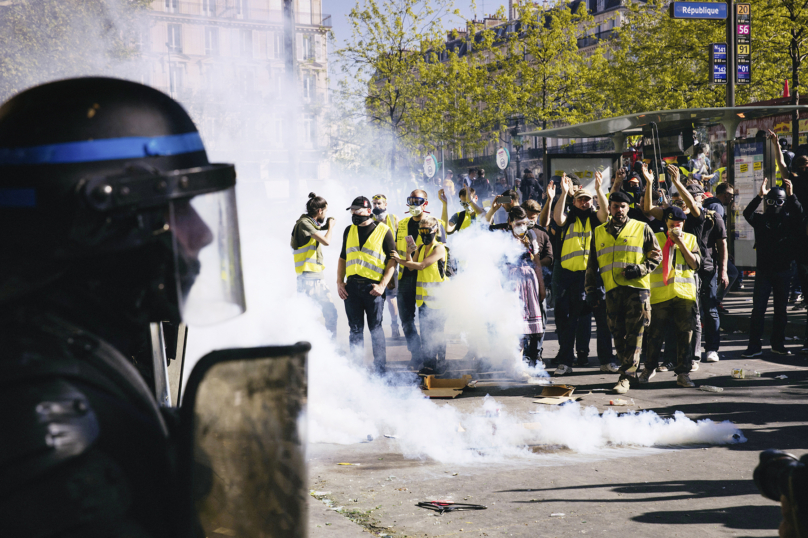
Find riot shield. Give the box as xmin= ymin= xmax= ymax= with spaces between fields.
xmin=178 ymin=343 xmax=310 ymax=538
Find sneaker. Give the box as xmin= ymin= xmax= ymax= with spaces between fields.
xmin=554 ymin=364 xmax=573 ymax=376
xmin=612 ymin=377 xmax=631 ymax=394
xmin=741 ymin=348 xmax=763 ymax=358
xmin=638 ymin=368 xmax=656 ymax=384
xmin=677 ymin=373 xmax=695 ymax=388
xmin=771 ymin=347 xmax=794 ymax=356
xmin=691 ymin=360 xmax=700 ymax=372
xmin=704 ymin=351 xmax=720 ymax=363
xmin=600 ymin=362 xmax=620 ymax=373
xmin=657 ymin=362 xmax=674 ymax=372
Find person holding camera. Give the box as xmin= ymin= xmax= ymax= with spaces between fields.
xmin=552 ymin=173 xmax=614 ymax=375
xmin=485 ymin=188 xmax=521 ymax=225
xmin=755 ymin=449 xmax=808 ymax=538
xmin=292 ymin=193 xmax=338 ymax=338
xmin=638 ymin=206 xmax=700 ymax=388
xmin=741 ymin=177 xmax=802 ymax=357
xmin=585 ymin=192 xmax=662 ymax=394
xmin=442 ymin=186 xmax=485 ymax=235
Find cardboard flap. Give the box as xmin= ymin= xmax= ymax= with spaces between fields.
xmin=424 ymin=375 xmax=473 ymax=390
xmin=538 ymin=385 xmax=575 ymax=398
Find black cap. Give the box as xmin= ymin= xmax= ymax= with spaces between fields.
xmin=685 ymin=183 xmax=704 ymax=195
xmin=346 ymin=196 xmax=371 ymax=210
xmin=609 ymin=191 xmax=632 ymax=205
xmin=569 ymin=175 xmax=582 ymax=186
xmin=664 ymin=206 xmax=687 ymax=221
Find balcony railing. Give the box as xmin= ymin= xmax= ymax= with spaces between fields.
xmin=159 ymin=2 xmax=331 ymax=27
xmin=576 ymin=29 xmax=614 ymax=49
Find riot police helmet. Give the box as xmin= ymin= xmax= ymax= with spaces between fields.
xmin=0 ymin=77 xmax=245 ymax=326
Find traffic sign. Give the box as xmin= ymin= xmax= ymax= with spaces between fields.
xmin=735 ymin=4 xmax=751 ymax=84
xmin=423 ymin=155 xmax=438 ymax=178
xmin=669 ymin=2 xmax=727 ymax=19
xmin=496 ymin=147 xmax=510 ymax=170
xmin=710 ymin=43 xmax=727 ymax=84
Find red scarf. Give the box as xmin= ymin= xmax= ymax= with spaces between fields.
xmin=662 ymin=233 xmax=675 ymax=286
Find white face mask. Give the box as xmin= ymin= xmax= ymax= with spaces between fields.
xmin=409 ymin=205 xmax=423 ymax=217
xmin=513 ymin=224 xmax=528 ymax=236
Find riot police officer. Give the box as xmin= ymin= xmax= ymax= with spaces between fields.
xmin=0 ymin=77 xmax=245 ymax=536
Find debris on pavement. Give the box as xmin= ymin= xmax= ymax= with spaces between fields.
xmin=550 ymin=513 xmax=565 ymax=517
xmin=533 ymin=385 xmax=576 ymax=405
xmin=775 ymin=375 xmax=788 ymax=379
xmin=337 ymin=463 xmax=361 ymax=466
xmin=384 ymin=434 xmax=397 ymax=439
xmin=699 ymin=386 xmax=724 ymax=392
xmin=416 ymin=501 xmax=487 ymax=514
xmin=422 ymin=375 xmax=474 ymax=398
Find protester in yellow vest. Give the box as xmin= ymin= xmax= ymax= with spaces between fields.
xmin=291 ymin=192 xmax=337 ymax=337
xmin=638 ymin=206 xmax=701 ymax=388
xmin=395 ymin=190 xmax=447 ymax=369
xmin=371 ymin=194 xmax=402 ymax=339
xmin=336 ymin=196 xmax=397 ymax=374
xmin=552 ymin=172 xmax=614 ymax=376
xmin=585 ymin=191 xmax=662 ymax=395
xmin=391 ymin=216 xmax=448 ymax=375
xmin=441 ymin=186 xmax=485 ymax=235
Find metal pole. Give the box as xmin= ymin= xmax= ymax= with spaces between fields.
xmin=283 ymin=0 xmax=299 ymax=201
xmin=726 ymin=2 xmax=735 ymax=107
xmin=149 ymin=322 xmax=172 ymax=407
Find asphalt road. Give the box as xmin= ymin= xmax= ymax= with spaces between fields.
xmin=308 ymin=309 xmax=808 ymax=538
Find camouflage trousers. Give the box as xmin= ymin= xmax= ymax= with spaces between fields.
xmin=645 ymin=297 xmax=696 ymax=375
xmin=604 ymin=287 xmax=651 ymax=375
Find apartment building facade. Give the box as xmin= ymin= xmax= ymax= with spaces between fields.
xmin=142 ymin=0 xmax=331 ymax=192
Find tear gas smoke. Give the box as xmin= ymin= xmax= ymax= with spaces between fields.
xmin=183 ymin=183 xmax=746 ymax=463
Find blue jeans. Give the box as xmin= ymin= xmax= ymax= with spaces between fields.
xmin=398 ymin=277 xmax=422 ymax=364
xmin=719 ymin=261 xmax=740 ymax=301
xmin=694 ymin=270 xmax=721 ymax=353
xmin=344 ymin=277 xmax=386 ymax=369
xmin=748 ymin=269 xmax=791 ymax=350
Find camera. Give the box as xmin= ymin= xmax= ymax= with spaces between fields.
xmin=754 ymin=449 xmax=808 ymax=537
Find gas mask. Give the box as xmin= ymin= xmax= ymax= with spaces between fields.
xmin=418 ymin=227 xmax=437 ymax=245
xmin=372 ymin=206 xmax=387 ymax=221
xmin=513 ymin=224 xmax=528 ymax=236
xmin=765 ymin=188 xmax=787 ymax=215
xmin=409 ymin=205 xmax=423 ymax=217
xmin=352 ymin=213 xmax=372 ymax=225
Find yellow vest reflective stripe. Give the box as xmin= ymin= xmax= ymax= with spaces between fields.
xmin=560 ymin=217 xmax=592 ymax=271
xmin=292 ymin=216 xmax=324 ymax=274
xmin=416 ymin=242 xmax=446 ymax=308
xmin=345 ymin=223 xmax=390 ymax=281
xmin=649 ymin=231 xmax=698 ymax=304
xmin=594 ymin=219 xmax=650 ymax=293
xmin=396 ymin=216 xmax=446 ymax=280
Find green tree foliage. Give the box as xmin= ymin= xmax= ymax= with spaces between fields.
xmin=0 ymin=0 xmax=149 ymax=102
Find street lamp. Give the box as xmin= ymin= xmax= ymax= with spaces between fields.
xmin=510 ymin=125 xmax=524 ymax=181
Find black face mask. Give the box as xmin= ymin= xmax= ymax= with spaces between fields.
xmin=419 ymin=231 xmax=436 ymax=244
xmin=372 ymin=207 xmax=386 ymax=216
xmin=352 ymin=214 xmax=372 ymax=225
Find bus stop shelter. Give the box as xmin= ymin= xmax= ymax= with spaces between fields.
xmin=521 ymin=106 xmax=808 ymax=268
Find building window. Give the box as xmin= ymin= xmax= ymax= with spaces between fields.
xmin=202 ymin=0 xmax=216 ymax=16
xmin=303 ymin=117 xmax=315 ymax=146
xmin=274 ymin=33 xmax=284 ymax=59
xmin=240 ymin=29 xmax=253 ymax=57
xmin=164 ymin=0 xmax=178 ymax=12
xmin=597 ymin=0 xmax=604 ymax=11
xmin=235 ymin=0 xmax=249 ymax=18
xmin=302 ymin=73 xmax=316 ymax=101
xmin=167 ymin=24 xmax=182 ymax=53
xmin=168 ymin=63 xmax=183 ymax=95
xmin=205 ymin=27 xmax=219 ymax=56
xmin=302 ymin=34 xmax=314 ymax=60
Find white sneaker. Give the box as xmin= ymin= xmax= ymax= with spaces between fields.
xmin=554 ymin=364 xmax=572 ymax=376
xmin=599 ymin=363 xmax=620 ymax=373
xmin=704 ymin=351 xmax=720 ymax=363
xmin=677 ymin=373 xmax=695 ymax=388
xmin=691 ymin=360 xmax=700 ymax=371
xmin=612 ymin=377 xmax=631 ymax=394
xmin=638 ymin=368 xmax=656 ymax=384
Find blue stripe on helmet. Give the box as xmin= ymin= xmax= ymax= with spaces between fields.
xmin=0 ymin=132 xmax=205 ymax=165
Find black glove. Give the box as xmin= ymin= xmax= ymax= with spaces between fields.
xmin=623 ymin=263 xmax=643 ymax=280
xmin=586 ymin=293 xmax=600 ymax=308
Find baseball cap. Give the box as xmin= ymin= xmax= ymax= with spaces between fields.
xmin=664 ymin=206 xmax=687 ymax=221
xmin=346 ymin=196 xmax=371 ymax=210
xmin=573 ymin=189 xmax=593 ymax=200
xmin=609 ymin=191 xmax=632 ymax=205
xmin=685 ymin=183 xmax=704 ymax=195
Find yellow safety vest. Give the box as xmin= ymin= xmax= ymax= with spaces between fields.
xmin=415 ymin=241 xmax=446 ymax=308
xmin=386 ymin=214 xmax=398 ymax=239
xmin=453 ymin=210 xmax=476 ymax=232
xmin=292 ymin=216 xmax=324 ymax=275
xmin=345 ymin=222 xmax=391 ymax=282
xmin=594 ymin=219 xmax=650 ymax=293
xmin=650 ymin=231 xmax=698 ymax=304
xmin=560 ymin=216 xmax=592 ymax=271
xmin=397 ymin=216 xmax=446 ymax=280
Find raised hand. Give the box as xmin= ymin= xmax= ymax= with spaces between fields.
xmin=759 ymin=177 xmax=770 ymax=198
xmin=438 ymin=189 xmax=447 ymax=203
xmin=595 ymin=171 xmax=603 ymax=190
xmin=547 ymin=182 xmax=556 ymax=200
xmin=666 ymin=164 xmax=680 ymax=184
xmin=783 ymin=177 xmax=794 ymax=197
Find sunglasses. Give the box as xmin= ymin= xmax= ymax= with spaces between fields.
xmin=766 ymin=198 xmax=785 ymax=207
xmin=672 ymin=200 xmax=686 ymax=207
xmin=407 ymin=196 xmax=426 ymax=206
